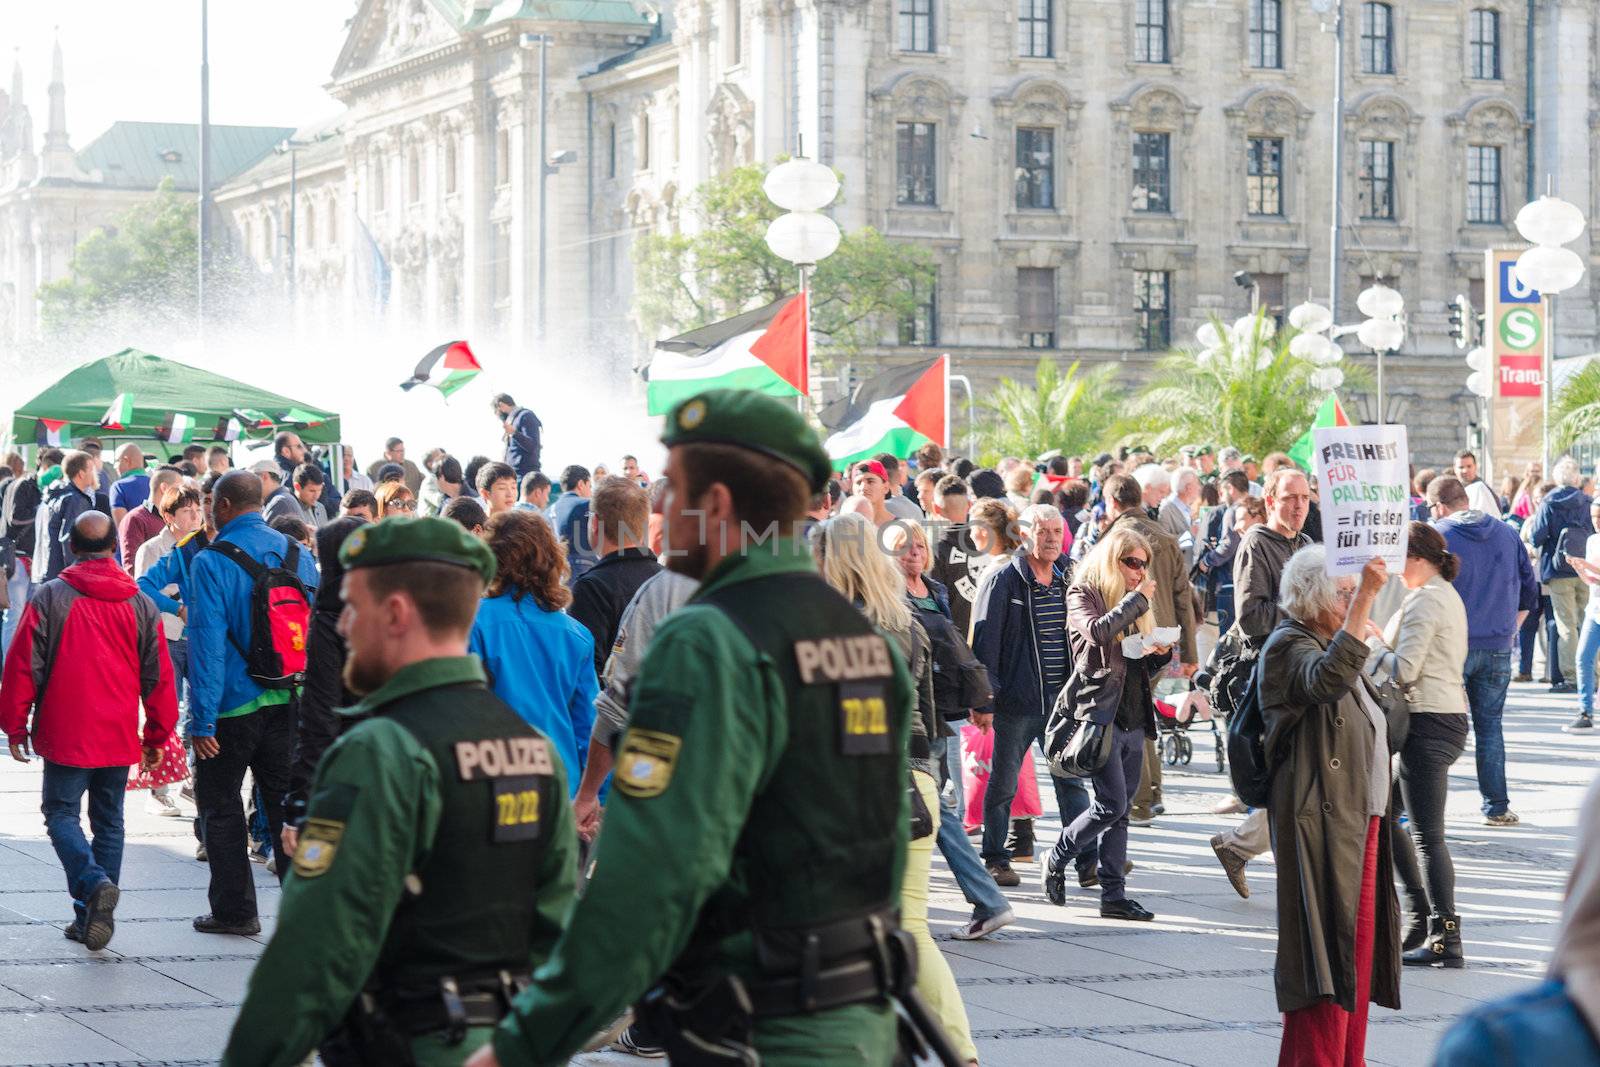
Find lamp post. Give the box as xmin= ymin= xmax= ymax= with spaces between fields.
xmin=1512 ymin=191 xmax=1588 ymax=470
xmin=198 ymin=0 xmax=211 ymax=341
xmin=1311 ymin=0 xmax=1346 ymax=314
xmin=1355 ymin=282 xmax=1405 ymax=423
xmin=518 ymin=33 xmax=576 ymax=341
xmin=763 ymin=155 xmax=842 ymax=410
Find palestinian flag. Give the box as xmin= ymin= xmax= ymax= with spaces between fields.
xmin=645 ymin=294 xmax=808 ymax=415
xmin=820 ymin=355 xmax=948 ymax=469
xmin=277 ymin=408 xmax=324 ymax=428
xmin=1287 ymin=394 xmax=1350 ymax=471
xmin=157 ymin=413 xmax=198 ymax=444
xmin=34 ymin=418 xmax=69 ymax=447
xmin=402 ymin=340 xmax=481 ymax=397
xmin=213 ymin=416 xmax=243 ymax=442
xmin=234 ymin=409 xmax=273 ymax=430
xmin=100 ymin=393 xmax=134 ymax=431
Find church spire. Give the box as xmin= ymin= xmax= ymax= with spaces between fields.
xmin=44 ymin=30 xmax=68 ymax=151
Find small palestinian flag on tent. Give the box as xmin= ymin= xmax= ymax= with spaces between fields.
xmin=34 ymin=418 xmax=69 ymax=447
xmin=234 ymin=409 xmax=273 ymax=431
xmin=645 ymin=294 xmax=809 ymax=415
xmin=1287 ymin=394 xmax=1351 ymax=471
xmin=99 ymin=393 xmax=134 ymax=431
xmin=213 ymin=416 xmax=244 ymax=442
xmin=277 ymin=408 xmax=324 ymax=428
xmin=157 ymin=413 xmax=199 ymax=444
xmin=820 ymin=355 xmax=948 ymax=469
xmin=401 ymin=340 xmax=481 ymax=398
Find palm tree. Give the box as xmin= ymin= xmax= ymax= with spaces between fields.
xmin=1551 ymin=360 xmax=1600 ymax=452
xmin=974 ymin=358 xmax=1121 ymax=464
xmin=1114 ymin=310 xmax=1366 ymax=459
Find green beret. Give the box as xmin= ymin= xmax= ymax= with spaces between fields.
xmin=339 ymin=516 xmax=496 ymax=584
xmin=659 ymin=388 xmax=832 ymax=492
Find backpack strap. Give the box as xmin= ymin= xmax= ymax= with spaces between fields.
xmin=283 ymin=540 xmax=300 ymax=575
xmin=204 ymin=537 xmax=269 ymax=582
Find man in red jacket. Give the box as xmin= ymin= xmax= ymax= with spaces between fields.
xmin=1 ymin=511 xmax=177 ymax=951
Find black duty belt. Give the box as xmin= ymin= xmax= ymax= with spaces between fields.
xmin=748 ymin=907 xmax=906 ymax=1016
xmin=380 ymin=970 xmax=531 ymax=1039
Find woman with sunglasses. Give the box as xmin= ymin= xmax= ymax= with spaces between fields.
xmin=373 ymin=480 xmax=417 ymax=519
xmin=1041 ymin=526 xmax=1171 ymax=921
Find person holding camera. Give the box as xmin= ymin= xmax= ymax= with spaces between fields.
xmin=1041 ymin=526 xmax=1171 ymax=921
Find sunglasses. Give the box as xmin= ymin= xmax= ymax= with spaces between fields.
xmin=386 ymin=500 xmax=417 ymax=512
xmin=1119 ymin=556 xmax=1150 ymax=571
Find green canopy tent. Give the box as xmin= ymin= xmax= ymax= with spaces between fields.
xmin=6 ymin=348 xmax=341 ymax=452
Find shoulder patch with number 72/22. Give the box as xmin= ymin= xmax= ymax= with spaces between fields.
xmin=614 ymin=729 xmax=683 ymax=798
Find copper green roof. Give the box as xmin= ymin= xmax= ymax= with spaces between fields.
xmin=448 ymin=0 xmax=650 ymax=28
xmin=73 ymin=122 xmax=296 ymax=192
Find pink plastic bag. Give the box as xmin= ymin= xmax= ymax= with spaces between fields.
xmin=960 ymin=723 xmax=1043 ymax=832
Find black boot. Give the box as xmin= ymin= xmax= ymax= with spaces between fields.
xmin=1008 ymin=818 xmax=1035 ymax=864
xmin=1403 ymin=914 xmax=1464 ymax=969
xmin=1402 ymin=911 xmax=1429 ymax=953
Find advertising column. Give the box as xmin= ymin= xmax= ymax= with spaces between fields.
xmin=1485 ymin=248 xmax=1547 ymax=479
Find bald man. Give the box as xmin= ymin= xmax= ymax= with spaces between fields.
xmin=110 ymin=445 xmax=151 ymax=527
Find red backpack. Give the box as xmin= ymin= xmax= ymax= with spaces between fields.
xmin=206 ymin=539 xmax=312 ymax=689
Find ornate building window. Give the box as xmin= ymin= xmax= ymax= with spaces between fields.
xmin=1134 ymin=270 xmax=1171 ymax=350
xmin=1360 ymin=2 xmax=1394 ymax=74
xmin=1015 ymin=127 xmax=1054 ymax=209
xmin=896 ymin=121 xmax=937 ymax=205
xmin=637 ymin=111 xmax=652 ymax=171
xmin=1246 ymin=137 xmax=1283 ymax=216
xmin=372 ymin=155 xmax=387 ymax=212
xmin=605 ymin=124 xmax=617 ymax=178
xmin=1249 ymin=0 xmax=1282 ymax=70
xmin=1131 ymin=131 xmax=1170 ymax=213
xmin=898 ymin=0 xmax=934 ymax=53
xmin=900 ymin=271 xmax=938 ymax=345
xmin=444 ymin=138 xmax=458 ymax=196
xmin=242 ymin=219 xmax=255 ymax=261
xmin=326 ymin=195 xmax=338 ymax=244
xmin=1018 ymin=267 xmax=1057 ymax=347
xmin=727 ymin=0 xmax=742 ymax=65
xmin=1135 ymin=0 xmax=1169 ymax=64
xmin=495 ymin=128 xmax=510 ymax=187
xmin=1358 ymin=139 xmax=1395 ymax=219
xmin=1469 ymin=9 xmax=1501 ymax=80
xmin=408 ymin=148 xmax=421 ymax=203
xmin=490 ymin=221 xmax=511 ymax=308
xmin=303 ymin=202 xmax=316 ymax=249
xmin=1255 ymin=272 xmax=1285 ymax=323
xmin=1018 ymin=0 xmax=1052 ymax=58
xmin=1467 ymin=144 xmax=1502 ymax=223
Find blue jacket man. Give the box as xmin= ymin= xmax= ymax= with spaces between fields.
xmin=493 ymin=393 xmax=543 ymax=477
xmin=186 ymin=472 xmax=319 ymax=936
xmin=1527 ymin=459 xmax=1593 ymax=699
xmin=546 ymin=465 xmax=597 ymax=584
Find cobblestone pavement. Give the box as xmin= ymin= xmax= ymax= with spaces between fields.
xmin=0 ymin=679 xmax=1589 ymax=1066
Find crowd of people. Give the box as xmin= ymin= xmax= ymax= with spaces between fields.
xmin=0 ymin=390 xmax=1596 ymax=1065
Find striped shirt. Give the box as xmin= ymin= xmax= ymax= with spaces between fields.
xmin=1031 ymin=571 xmax=1069 ymax=698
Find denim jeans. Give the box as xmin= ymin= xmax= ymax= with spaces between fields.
xmin=1462 ymin=649 xmax=1513 ymax=817
xmin=1049 ymin=725 xmax=1146 ymax=902
xmin=1214 ymin=583 xmax=1237 ymax=636
xmin=940 ymin=730 xmax=964 ymax=819
xmin=929 ymin=737 xmax=1008 ymax=919
xmin=1391 ymin=715 xmax=1469 ymax=917
xmin=41 ymin=761 xmax=129 ymax=922
xmin=1517 ymin=597 xmax=1543 ymax=677
xmin=981 ymin=710 xmax=1095 ymax=871
xmin=194 ymin=704 xmax=291 ymax=922
xmin=1579 ymin=618 xmax=1600 ymax=715
xmin=0 ymin=556 xmax=31 ymax=669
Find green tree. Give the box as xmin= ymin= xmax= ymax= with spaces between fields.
xmin=974 ymin=358 xmax=1122 ymax=465
xmin=1113 ymin=311 xmax=1368 ymax=458
xmin=37 ymin=178 xmax=263 ymax=338
xmin=634 ymin=163 xmax=936 ymax=354
xmin=1551 ymin=360 xmax=1600 ymax=452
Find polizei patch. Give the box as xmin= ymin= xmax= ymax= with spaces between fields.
xmin=793 ymin=635 xmax=894 ymax=685
xmin=454 ymin=737 xmax=555 ymax=780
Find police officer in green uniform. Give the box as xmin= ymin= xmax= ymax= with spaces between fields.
xmin=221 ymin=518 xmax=578 ymax=1067
xmin=467 ymin=389 xmax=938 ymax=1067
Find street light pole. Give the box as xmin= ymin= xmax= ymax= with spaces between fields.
xmin=534 ymin=33 xmax=550 ymax=341
xmin=198 ymin=0 xmax=211 ymax=339
xmin=1327 ymin=0 xmax=1345 ymax=317
xmin=286 ymin=146 xmax=298 ymax=310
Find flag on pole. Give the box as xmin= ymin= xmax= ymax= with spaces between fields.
xmin=644 ymin=294 xmax=809 ymax=415
xmin=213 ymin=416 xmax=244 ymax=442
xmin=34 ymin=418 xmax=69 ymax=447
xmin=278 ymin=408 xmax=325 ymax=428
xmin=819 ymin=355 xmax=949 ymax=469
xmin=99 ymin=393 xmax=134 ymax=431
xmin=157 ymin=413 xmax=198 ymax=444
xmin=234 ymin=409 xmax=273 ymax=430
xmin=356 ymin=218 xmax=391 ymax=312
xmin=1287 ymin=394 xmax=1350 ymax=472
xmin=401 ymin=340 xmax=481 ymax=397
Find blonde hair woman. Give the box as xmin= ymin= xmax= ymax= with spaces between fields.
xmin=1042 ymin=526 xmax=1172 ymax=922
xmin=812 ymin=512 xmax=978 ymax=1065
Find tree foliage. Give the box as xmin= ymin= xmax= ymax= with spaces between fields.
xmin=1112 ymin=311 xmax=1370 ymax=458
xmin=974 ymin=358 xmax=1122 ymax=465
xmin=1551 ymin=360 xmax=1600 ymax=453
xmin=633 ymin=163 xmax=936 ymax=354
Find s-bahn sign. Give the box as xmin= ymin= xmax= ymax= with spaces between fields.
xmin=1486 ymin=249 xmax=1546 ymax=475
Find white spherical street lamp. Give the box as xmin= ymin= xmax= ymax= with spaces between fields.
xmin=764 ymin=210 xmax=841 ymax=266
xmin=1355 ymin=283 xmax=1404 ymax=320
xmin=1516 ymin=195 xmax=1587 ymax=248
xmin=763 ymin=159 xmax=841 ymax=213
xmin=1510 ymin=191 xmax=1587 ymax=469
xmin=1513 ymin=244 xmax=1586 ymax=296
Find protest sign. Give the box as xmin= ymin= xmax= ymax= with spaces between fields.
xmin=1313 ymin=423 xmax=1410 ymax=576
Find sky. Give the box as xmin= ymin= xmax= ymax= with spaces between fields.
xmin=5 ymin=2 xmax=355 ymax=144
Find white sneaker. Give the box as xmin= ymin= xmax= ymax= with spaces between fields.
xmin=147 ymin=792 xmax=184 ymax=817
xmin=950 ymin=907 xmax=1015 ymax=941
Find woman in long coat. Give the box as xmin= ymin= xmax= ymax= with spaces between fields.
xmin=1259 ymin=547 xmax=1401 ymax=1067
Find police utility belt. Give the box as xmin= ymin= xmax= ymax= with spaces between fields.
xmin=355 ymin=968 xmax=530 ymax=1046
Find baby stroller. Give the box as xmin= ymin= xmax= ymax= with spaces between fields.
xmin=1154 ymin=683 xmax=1225 ymax=773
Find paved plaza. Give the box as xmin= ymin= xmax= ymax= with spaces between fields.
xmin=0 ymin=679 xmax=1589 ymax=1066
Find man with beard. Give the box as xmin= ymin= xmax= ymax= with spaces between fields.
xmin=221 ymin=517 xmax=578 ymax=1067
xmin=468 ymin=390 xmax=929 ymax=1067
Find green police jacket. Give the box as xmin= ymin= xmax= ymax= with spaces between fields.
xmin=491 ymin=539 xmax=915 ymax=1067
xmin=221 ymin=656 xmax=579 ymax=1067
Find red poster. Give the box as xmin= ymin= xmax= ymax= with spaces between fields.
xmin=1498 ymin=354 xmax=1542 ymax=398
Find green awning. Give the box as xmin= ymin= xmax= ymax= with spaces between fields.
xmin=7 ymin=348 xmax=341 ymax=447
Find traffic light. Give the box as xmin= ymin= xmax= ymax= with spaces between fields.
xmin=1448 ymin=294 xmax=1475 ymax=350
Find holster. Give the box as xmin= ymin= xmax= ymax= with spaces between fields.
xmin=322 ymin=991 xmax=418 ymax=1067
xmin=636 ymin=974 xmax=759 ymax=1066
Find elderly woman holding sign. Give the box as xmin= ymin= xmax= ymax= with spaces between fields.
xmin=1261 ymin=546 xmax=1402 ymax=1067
